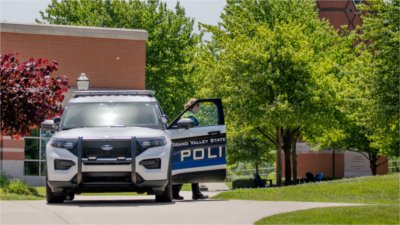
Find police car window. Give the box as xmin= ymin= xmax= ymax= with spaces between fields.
xmin=181 ymin=102 xmax=218 ymax=127
xmin=62 ymin=102 xmax=160 ymax=129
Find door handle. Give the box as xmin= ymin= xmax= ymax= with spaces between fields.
xmin=208 ymin=131 xmax=221 ymax=135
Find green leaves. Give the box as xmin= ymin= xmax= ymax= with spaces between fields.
xmin=195 ymin=0 xmax=342 ymax=175
xmin=355 ymin=0 xmax=400 ymax=157
xmin=309 ymin=0 xmax=399 ymax=174
xmin=198 ymin=0 xmax=339 ymax=132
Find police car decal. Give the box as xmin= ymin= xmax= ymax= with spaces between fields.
xmin=171 ymin=134 xmax=226 ymax=175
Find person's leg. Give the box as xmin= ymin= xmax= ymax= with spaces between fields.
xmin=191 ymin=183 xmax=201 ymax=195
xmin=192 ymin=183 xmax=208 ymax=200
xmin=173 ymin=184 xmax=183 ymax=200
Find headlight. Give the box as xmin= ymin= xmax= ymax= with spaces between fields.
xmin=51 ymin=139 xmax=77 ymax=150
xmin=137 ymin=137 xmax=166 ymax=149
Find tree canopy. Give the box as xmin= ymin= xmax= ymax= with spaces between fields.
xmin=195 ymin=0 xmax=341 ymax=184
xmin=356 ymin=0 xmax=399 ymax=156
xmin=0 ymin=53 xmax=69 ymax=137
xmin=38 ymin=0 xmax=199 ymax=117
xmin=307 ymin=0 xmax=400 ymax=175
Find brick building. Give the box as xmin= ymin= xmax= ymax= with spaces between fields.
xmin=0 ymin=22 xmax=147 ymax=185
xmin=1 ymin=23 xmax=147 ymax=89
xmin=317 ymin=0 xmax=363 ymax=30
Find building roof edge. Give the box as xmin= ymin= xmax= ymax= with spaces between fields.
xmin=0 ymin=22 xmax=148 ymax=41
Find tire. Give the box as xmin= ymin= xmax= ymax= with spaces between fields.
xmin=65 ymin=194 xmax=75 ymax=201
xmin=155 ymin=168 xmax=173 ymax=202
xmin=46 ymin=182 xmax=65 ymax=204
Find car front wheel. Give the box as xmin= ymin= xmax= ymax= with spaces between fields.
xmin=46 ymin=182 xmax=65 ymax=204
xmin=155 ymin=168 xmax=173 ymax=202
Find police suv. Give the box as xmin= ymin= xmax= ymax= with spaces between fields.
xmin=42 ymin=90 xmax=226 ymax=203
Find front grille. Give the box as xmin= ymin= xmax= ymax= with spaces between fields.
xmin=83 ymin=172 xmax=132 ymax=183
xmin=82 ymin=140 xmax=131 ymax=159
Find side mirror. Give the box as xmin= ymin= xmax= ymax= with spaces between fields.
xmin=41 ymin=117 xmax=61 ymax=131
xmin=41 ymin=120 xmax=55 ymax=131
xmin=177 ymin=118 xmax=194 ymax=129
xmin=160 ymin=115 xmax=168 ymax=125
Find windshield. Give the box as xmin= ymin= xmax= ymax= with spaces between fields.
xmin=61 ymin=102 xmax=161 ymax=129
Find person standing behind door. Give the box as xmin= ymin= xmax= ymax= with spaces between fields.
xmin=172 ymin=98 xmax=208 ymax=200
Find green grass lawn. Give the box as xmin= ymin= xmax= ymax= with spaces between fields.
xmin=214 ymin=173 xmax=400 ymax=204
xmin=256 ymin=205 xmax=400 ymax=225
xmin=215 ymin=174 xmax=400 ymax=225
xmin=181 ymin=184 xmax=192 ymax=191
xmin=225 ymin=181 xmax=233 ymax=190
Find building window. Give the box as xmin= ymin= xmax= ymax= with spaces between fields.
xmin=353 ymin=0 xmax=363 ymax=4
xmin=24 ymin=129 xmax=53 ymax=176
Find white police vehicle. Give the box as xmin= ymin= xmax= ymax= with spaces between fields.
xmin=42 ymin=90 xmax=226 ymax=203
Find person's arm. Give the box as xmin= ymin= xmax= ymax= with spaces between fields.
xmin=187 ymin=115 xmax=200 ymax=126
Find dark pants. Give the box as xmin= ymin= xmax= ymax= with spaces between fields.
xmin=173 ymin=183 xmax=202 ymax=197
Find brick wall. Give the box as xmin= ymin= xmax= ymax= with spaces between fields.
xmin=317 ymin=0 xmax=362 ymax=30
xmin=0 ymin=139 xmax=24 ymax=161
xmin=0 ymin=23 xmax=147 ymax=89
xmin=279 ymin=150 xmax=388 ymax=179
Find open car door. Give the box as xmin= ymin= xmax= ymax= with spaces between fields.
xmin=166 ymin=99 xmax=226 ymax=184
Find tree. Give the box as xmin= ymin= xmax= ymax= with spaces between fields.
xmin=228 ymin=126 xmax=274 ymax=174
xmin=356 ymin=0 xmax=399 ymax=157
xmin=312 ymin=109 xmax=389 ymax=175
xmin=0 ymin=53 xmax=69 ymax=137
xmin=195 ymin=0 xmax=340 ymax=185
xmin=309 ymin=0 xmax=400 ymax=175
xmin=38 ymin=0 xmax=199 ymax=117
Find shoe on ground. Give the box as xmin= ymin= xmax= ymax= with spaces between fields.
xmin=173 ymin=195 xmax=184 ymax=200
xmin=192 ymin=194 xmax=209 ymax=200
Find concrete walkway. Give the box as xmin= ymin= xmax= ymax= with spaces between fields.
xmin=201 ymin=182 xmax=230 ymax=192
xmin=1 ymin=191 xmax=360 ymax=225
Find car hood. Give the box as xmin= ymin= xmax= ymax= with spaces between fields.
xmin=53 ymin=127 xmax=165 ymax=139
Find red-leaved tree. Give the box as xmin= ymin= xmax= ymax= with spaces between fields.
xmin=0 ymin=53 xmax=69 ymax=137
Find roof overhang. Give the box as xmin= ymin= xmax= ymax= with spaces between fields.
xmin=0 ymin=22 xmax=148 ymax=41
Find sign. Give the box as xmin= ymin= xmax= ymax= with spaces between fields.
xmin=344 ymin=151 xmax=372 ymax=177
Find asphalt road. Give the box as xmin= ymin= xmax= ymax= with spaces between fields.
xmin=1 ymin=191 xmax=358 ymax=225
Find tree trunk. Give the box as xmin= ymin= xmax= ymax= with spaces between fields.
xmin=291 ymin=141 xmax=297 ymax=184
xmin=280 ymin=128 xmax=296 ymax=186
xmin=332 ymin=148 xmax=336 ymax=179
xmin=282 ymin=127 xmax=301 ymax=186
xmin=283 ymin=144 xmax=291 ymax=185
xmin=369 ymin=152 xmax=378 ymax=175
xmin=276 ymin=127 xmax=282 ymax=186
xmin=255 ymin=162 xmax=259 ymax=175
xmin=282 ymin=128 xmax=292 ymax=186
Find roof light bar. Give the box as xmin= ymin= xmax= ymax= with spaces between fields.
xmin=73 ymin=90 xmax=155 ymax=98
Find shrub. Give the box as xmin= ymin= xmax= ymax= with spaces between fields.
xmin=0 ymin=172 xmax=10 ymax=188
xmin=4 ymin=179 xmax=40 ymax=196
xmin=232 ymin=179 xmax=255 ymax=189
xmin=232 ymin=177 xmax=275 ymax=189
